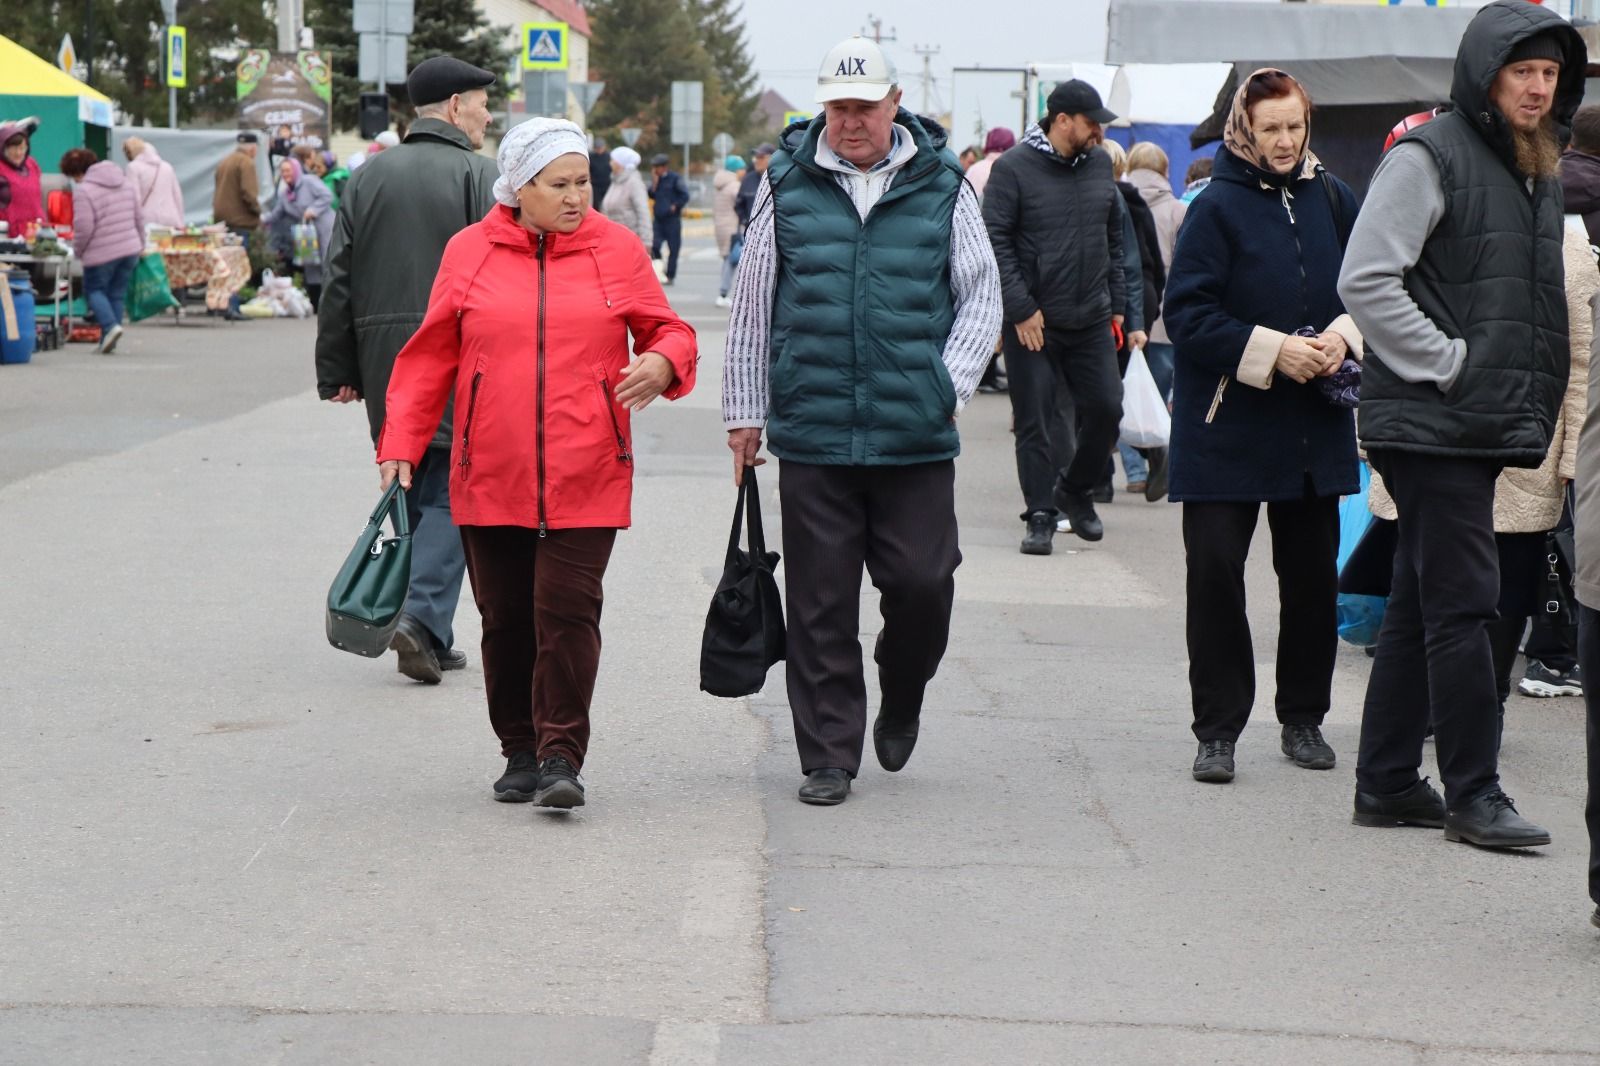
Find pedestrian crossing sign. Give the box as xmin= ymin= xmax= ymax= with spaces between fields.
xmin=783 ymin=111 xmax=813 ymax=128
xmin=522 ymin=21 xmax=569 ymax=71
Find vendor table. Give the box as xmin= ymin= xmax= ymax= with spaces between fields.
xmin=158 ymin=245 xmax=251 ymax=311
xmin=0 ymin=253 xmax=72 ymax=330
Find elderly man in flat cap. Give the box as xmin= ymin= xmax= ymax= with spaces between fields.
xmin=315 ymin=55 xmax=501 ymax=685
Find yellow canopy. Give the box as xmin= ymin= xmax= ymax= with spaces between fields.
xmin=0 ymin=35 xmax=114 ymax=103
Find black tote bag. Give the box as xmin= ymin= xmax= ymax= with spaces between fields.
xmin=700 ymin=467 xmax=785 ymax=697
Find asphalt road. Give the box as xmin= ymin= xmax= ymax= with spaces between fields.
xmin=2 ymin=235 xmax=1597 ymax=1065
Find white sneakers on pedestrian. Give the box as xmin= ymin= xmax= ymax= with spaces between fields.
xmin=98 ymin=324 xmax=124 ymax=354
xmin=715 ymin=295 xmax=731 ymax=308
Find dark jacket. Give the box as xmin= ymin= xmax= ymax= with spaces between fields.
xmin=1119 ymin=181 xmax=1165 ymax=334
xmin=765 ymin=111 xmax=964 ymax=465
xmin=314 ymin=118 xmax=499 ymax=447
xmin=1163 ymin=147 xmax=1360 ymax=502
xmin=650 ymin=169 xmax=689 ymax=221
xmin=982 ymin=132 xmax=1126 ymax=331
xmin=589 ymin=150 xmax=612 ymax=212
xmin=1560 ymin=148 xmax=1600 ymax=247
xmin=735 ymin=167 xmax=762 ymax=226
xmin=1357 ymin=0 xmax=1585 ymax=468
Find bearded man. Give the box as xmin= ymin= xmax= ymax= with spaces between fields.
xmin=1337 ymin=0 xmax=1586 ymax=851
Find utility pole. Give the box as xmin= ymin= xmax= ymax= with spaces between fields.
xmin=913 ymin=44 xmax=940 ymax=115
xmin=862 ymin=14 xmax=897 ymax=45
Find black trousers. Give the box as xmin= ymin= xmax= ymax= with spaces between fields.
xmin=1183 ymin=484 xmax=1340 ymax=742
xmin=651 ymin=215 xmax=683 ymax=280
xmin=1357 ymin=451 xmax=1503 ymax=806
xmin=779 ymin=460 xmax=961 ymax=776
xmin=1574 ymin=607 xmax=1600 ymax=906
xmin=1003 ymin=321 xmax=1122 ymax=515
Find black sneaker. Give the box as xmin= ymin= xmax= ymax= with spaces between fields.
xmin=1517 ymin=660 xmax=1582 ymax=698
xmin=1281 ymin=724 xmax=1336 ymax=770
xmin=1052 ymin=484 xmax=1104 ymax=542
xmin=1352 ymin=777 xmax=1445 ymax=828
xmin=532 ymin=755 xmax=586 ymax=808
xmin=1192 ymin=739 xmax=1235 ymax=783
xmin=1592 ymin=905 xmax=1600 ymax=931
xmin=1020 ymin=510 xmax=1055 ymax=556
xmin=1444 ymin=790 xmax=1550 ymax=848
xmin=493 ymin=751 xmax=541 ymax=802
xmin=1091 ymin=482 xmax=1115 ymax=504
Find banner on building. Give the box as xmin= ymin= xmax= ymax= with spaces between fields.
xmin=236 ymin=50 xmax=334 ymax=150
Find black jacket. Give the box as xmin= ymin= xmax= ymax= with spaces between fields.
xmin=589 ymin=150 xmax=612 ymax=213
xmin=982 ymin=133 xmax=1126 ymax=331
xmin=314 ymin=118 xmax=499 ymax=446
xmin=1560 ymin=148 xmax=1600 ymax=246
xmin=1119 ymin=181 xmax=1165 ymax=333
xmin=1357 ymin=0 xmax=1585 ymax=468
xmin=650 ymin=170 xmax=689 ymax=221
xmin=735 ymin=167 xmax=762 ymax=226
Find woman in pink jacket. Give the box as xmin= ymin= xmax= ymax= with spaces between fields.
xmin=122 ymin=137 xmax=186 ymax=229
xmin=60 ymin=148 xmax=145 ymax=354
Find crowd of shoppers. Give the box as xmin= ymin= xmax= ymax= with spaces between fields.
xmin=297 ymin=4 xmax=1600 ymax=929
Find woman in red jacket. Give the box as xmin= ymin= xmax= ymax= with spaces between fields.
xmin=378 ymin=118 xmax=697 ymax=810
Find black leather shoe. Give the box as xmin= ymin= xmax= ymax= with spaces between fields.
xmin=1053 ymin=484 xmax=1104 ymax=542
xmin=1352 ymin=777 xmax=1445 ymax=828
xmin=873 ymin=711 xmax=919 ymax=772
xmin=439 ymin=648 xmax=468 ymax=671
xmin=1144 ymin=447 xmax=1169 ymax=502
xmin=1591 ymin=905 xmax=1600 ymax=931
xmin=1020 ymin=510 xmax=1054 ymax=555
xmin=798 ymin=768 xmax=851 ymax=805
xmin=1281 ymin=724 xmax=1336 ymax=770
xmin=1192 ymin=739 xmax=1235 ymax=783
xmin=493 ymin=751 xmax=541 ymax=802
xmin=1445 ymin=790 xmax=1550 ymax=848
xmin=532 ymin=755 xmax=585 ymax=808
xmin=390 ymin=614 xmax=443 ymax=684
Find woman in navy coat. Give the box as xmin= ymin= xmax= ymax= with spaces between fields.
xmin=1163 ymin=68 xmax=1363 ymax=785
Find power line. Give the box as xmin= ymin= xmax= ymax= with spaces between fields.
xmin=862 ymin=14 xmax=897 ymax=45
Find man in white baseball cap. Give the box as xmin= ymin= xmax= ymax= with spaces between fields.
xmin=721 ymin=34 xmax=1003 ymax=806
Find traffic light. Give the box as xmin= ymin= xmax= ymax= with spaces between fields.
xmin=358 ymin=93 xmax=390 ymax=140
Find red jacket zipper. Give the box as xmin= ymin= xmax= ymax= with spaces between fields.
xmin=537 ymin=233 xmax=548 ymax=537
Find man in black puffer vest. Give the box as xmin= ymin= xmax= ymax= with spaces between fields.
xmin=1339 ymin=0 xmax=1586 ymax=850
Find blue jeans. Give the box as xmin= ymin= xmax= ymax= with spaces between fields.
xmin=1116 ymin=342 xmax=1177 ymax=484
xmin=83 ymin=255 xmax=139 ymax=329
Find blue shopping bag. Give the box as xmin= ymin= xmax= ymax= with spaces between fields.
xmin=1336 ymin=463 xmax=1386 ymax=647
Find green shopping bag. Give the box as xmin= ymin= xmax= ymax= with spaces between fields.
xmin=326 ymin=480 xmax=412 ymax=657
xmin=125 ymin=253 xmax=180 ymax=322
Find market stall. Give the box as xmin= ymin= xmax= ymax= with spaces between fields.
xmin=0 ymin=35 xmax=115 ymax=165
xmin=151 ymin=228 xmax=251 ymax=312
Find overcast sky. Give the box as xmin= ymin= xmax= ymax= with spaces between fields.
xmin=741 ymin=0 xmax=1117 ymax=118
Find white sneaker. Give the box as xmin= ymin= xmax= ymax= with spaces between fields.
xmin=98 ymin=324 xmax=124 ymax=354
xmin=715 ymin=295 xmax=730 ymax=308
xmin=1055 ymin=516 xmax=1073 ymax=534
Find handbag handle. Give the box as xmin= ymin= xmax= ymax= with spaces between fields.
xmin=367 ymin=478 xmax=411 ymax=537
xmin=726 ymin=466 xmax=767 ymax=564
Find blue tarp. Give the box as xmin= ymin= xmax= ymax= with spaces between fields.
xmin=1106 ymin=124 xmax=1209 ymax=198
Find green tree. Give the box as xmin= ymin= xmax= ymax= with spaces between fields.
xmin=7 ymin=0 xmax=273 ymax=125
xmin=688 ymin=0 xmax=760 ymax=143
xmin=306 ymin=0 xmax=515 ymax=131
xmin=586 ymin=0 xmax=715 ymax=159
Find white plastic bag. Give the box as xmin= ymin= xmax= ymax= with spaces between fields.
xmin=1118 ymin=347 xmax=1171 ymax=449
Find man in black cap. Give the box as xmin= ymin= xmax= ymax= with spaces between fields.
xmin=982 ymin=79 xmax=1126 ymax=555
xmin=315 ymin=55 xmax=500 ymax=685
xmin=649 ymin=152 xmax=690 ymax=284
xmin=1340 ymin=0 xmax=1586 ymax=850
xmin=734 ymin=141 xmax=774 ymax=227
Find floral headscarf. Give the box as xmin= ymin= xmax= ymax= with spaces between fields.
xmin=1223 ymin=67 xmax=1320 ymax=184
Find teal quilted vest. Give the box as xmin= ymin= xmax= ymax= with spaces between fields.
xmin=765 ymin=111 xmax=963 ymax=466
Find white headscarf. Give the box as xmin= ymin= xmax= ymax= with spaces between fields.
xmin=493 ymin=118 xmax=589 ymax=207
xmin=611 ymin=145 xmax=641 ymax=172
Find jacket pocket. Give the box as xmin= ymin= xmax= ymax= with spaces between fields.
xmin=457 ymin=370 xmax=483 ymax=480
xmin=596 ymin=372 xmax=633 ymax=465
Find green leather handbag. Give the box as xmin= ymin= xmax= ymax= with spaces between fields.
xmin=326 ymin=480 xmax=412 ymax=657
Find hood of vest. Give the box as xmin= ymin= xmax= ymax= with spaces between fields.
xmin=1445 ymin=0 xmax=1587 ymax=170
